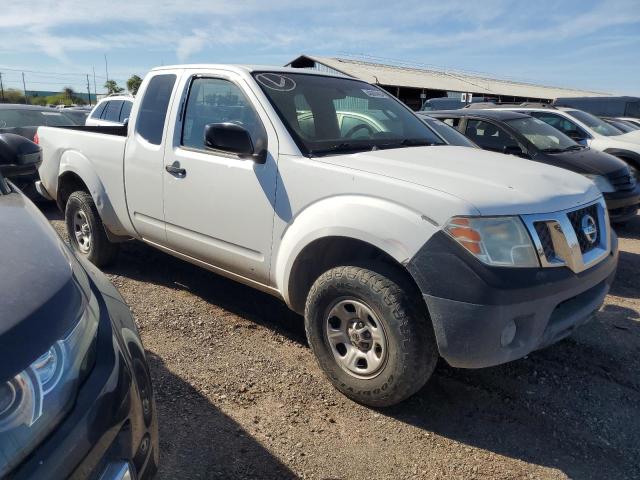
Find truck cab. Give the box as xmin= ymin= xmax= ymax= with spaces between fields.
xmin=37 ymin=66 xmax=618 ymax=407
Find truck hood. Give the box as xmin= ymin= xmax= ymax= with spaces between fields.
xmin=591 ymin=136 xmax=640 ymax=154
xmin=0 ymin=190 xmax=87 ymax=380
xmin=318 ymin=146 xmax=601 ymax=216
xmin=616 ymin=130 xmax=640 ymax=144
xmin=539 ymin=147 xmax=629 ymax=175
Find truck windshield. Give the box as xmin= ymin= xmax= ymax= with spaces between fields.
xmin=504 ymin=116 xmax=578 ymax=152
xmin=253 ymin=72 xmax=444 ymax=156
xmin=567 ymin=109 xmax=623 ymax=137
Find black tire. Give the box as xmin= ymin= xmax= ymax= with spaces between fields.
xmin=304 ymin=264 xmax=438 ymax=407
xmin=65 ymin=191 xmax=119 ymax=267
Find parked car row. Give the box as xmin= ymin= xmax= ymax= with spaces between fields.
xmin=1 ymin=65 xmax=636 ymax=478
xmin=420 ymin=108 xmax=640 ymax=222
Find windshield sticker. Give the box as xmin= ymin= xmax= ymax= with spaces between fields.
xmin=362 ymin=88 xmax=388 ymax=98
xmin=256 ymin=73 xmax=297 ymax=92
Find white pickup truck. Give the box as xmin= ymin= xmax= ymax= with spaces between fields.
xmin=37 ymin=65 xmax=618 ymax=407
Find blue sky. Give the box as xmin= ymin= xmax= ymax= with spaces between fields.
xmin=0 ymin=0 xmax=639 ymax=96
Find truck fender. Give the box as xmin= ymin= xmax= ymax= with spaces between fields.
xmin=58 ymin=150 xmax=129 ymax=237
xmin=274 ymin=195 xmax=439 ymax=308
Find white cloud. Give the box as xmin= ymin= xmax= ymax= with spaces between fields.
xmin=176 ymin=30 xmax=209 ymax=62
xmin=0 ymin=0 xmax=638 ymax=94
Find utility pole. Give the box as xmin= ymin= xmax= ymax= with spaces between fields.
xmin=22 ymin=72 xmax=28 ymax=104
xmin=104 ymin=54 xmax=109 ymax=82
xmin=0 ymin=73 xmax=4 ymax=103
xmin=86 ymin=74 xmax=92 ymax=106
xmin=92 ymin=66 xmax=97 ymax=100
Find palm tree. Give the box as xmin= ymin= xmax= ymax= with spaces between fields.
xmin=126 ymin=75 xmax=142 ymax=95
xmin=104 ymin=80 xmax=125 ymax=94
xmin=63 ymin=86 xmax=75 ymax=101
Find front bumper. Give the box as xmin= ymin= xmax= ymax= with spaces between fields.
xmin=603 ymin=187 xmax=640 ymax=222
xmin=10 ymin=262 xmax=158 ymax=480
xmin=408 ymin=231 xmax=618 ymax=369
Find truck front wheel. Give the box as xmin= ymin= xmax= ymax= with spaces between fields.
xmin=65 ymin=191 xmax=119 ymax=267
xmin=304 ymin=264 xmax=438 ymax=407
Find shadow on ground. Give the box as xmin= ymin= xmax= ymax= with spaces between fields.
xmin=615 ymin=214 xmax=640 ymax=240
xmin=147 ymin=352 xmax=296 ymax=480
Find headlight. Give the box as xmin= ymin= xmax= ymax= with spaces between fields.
xmin=0 ymin=291 xmax=99 ymax=477
xmin=444 ymin=216 xmax=539 ymax=267
xmin=584 ymin=174 xmax=615 ymax=193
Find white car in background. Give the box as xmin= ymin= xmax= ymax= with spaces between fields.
xmin=85 ymin=95 xmax=134 ymax=126
xmin=480 ymin=104 xmax=640 ymax=176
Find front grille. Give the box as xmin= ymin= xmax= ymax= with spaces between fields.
xmin=534 ymin=222 xmax=555 ymax=260
xmin=521 ymin=200 xmax=609 ymax=274
xmin=567 ymin=204 xmax=600 ymax=254
xmin=607 ymin=167 xmax=637 ymax=192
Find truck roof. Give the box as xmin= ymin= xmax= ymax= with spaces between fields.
xmin=151 ymin=64 xmax=349 ymax=78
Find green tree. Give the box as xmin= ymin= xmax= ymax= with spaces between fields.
xmin=104 ymin=80 xmax=125 ymax=94
xmin=2 ymin=88 xmax=26 ymax=104
xmin=126 ymin=75 xmax=142 ymax=95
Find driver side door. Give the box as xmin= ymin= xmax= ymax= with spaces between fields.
xmin=161 ymin=72 xmax=279 ymax=284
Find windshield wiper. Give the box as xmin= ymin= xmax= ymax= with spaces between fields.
xmin=376 ymin=138 xmax=439 ymax=149
xmin=541 ymin=144 xmax=585 ymax=154
xmin=308 ymin=143 xmax=376 ymax=157
xmin=562 ymin=144 xmax=585 ymax=151
xmin=308 ymin=138 xmax=439 ymax=157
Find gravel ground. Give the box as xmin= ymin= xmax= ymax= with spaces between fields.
xmin=44 ymin=205 xmax=640 ymax=480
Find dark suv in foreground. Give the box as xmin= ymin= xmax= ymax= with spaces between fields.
xmin=421 ymin=110 xmax=640 ymax=223
xmin=0 ymin=134 xmax=158 ymax=479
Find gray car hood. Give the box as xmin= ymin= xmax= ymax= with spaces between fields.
xmin=0 ymin=190 xmax=87 ymax=380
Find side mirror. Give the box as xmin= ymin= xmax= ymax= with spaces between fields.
xmin=502 ymin=144 xmax=526 ymax=157
xmin=204 ymin=123 xmax=266 ymax=164
xmin=0 ymin=133 xmax=42 ymax=180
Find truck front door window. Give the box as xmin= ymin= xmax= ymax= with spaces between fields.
xmin=181 ymin=77 xmax=263 ymax=151
xmin=136 ymin=74 xmax=176 ymax=145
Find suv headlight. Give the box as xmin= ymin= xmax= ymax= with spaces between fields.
xmin=0 ymin=291 xmax=99 ymax=476
xmin=445 ymin=216 xmax=539 ymax=267
xmin=584 ymin=174 xmax=615 ymax=193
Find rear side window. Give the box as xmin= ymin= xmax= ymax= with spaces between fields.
xmin=440 ymin=117 xmax=461 ymax=128
xmin=91 ymin=102 xmax=107 ymax=119
xmin=102 ymin=100 xmax=124 ymax=122
xmin=136 ymin=74 xmax=176 ymax=145
xmin=119 ymin=101 xmax=132 ymax=122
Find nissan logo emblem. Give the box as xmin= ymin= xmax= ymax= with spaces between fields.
xmin=581 ymin=214 xmax=597 ymax=244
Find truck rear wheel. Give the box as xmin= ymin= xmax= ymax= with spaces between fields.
xmin=304 ymin=264 xmax=438 ymax=407
xmin=65 ymin=191 xmax=119 ymax=267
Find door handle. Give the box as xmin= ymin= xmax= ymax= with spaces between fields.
xmin=165 ymin=162 xmax=186 ymax=178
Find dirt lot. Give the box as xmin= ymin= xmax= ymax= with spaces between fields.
xmin=44 ymin=205 xmax=640 ymax=480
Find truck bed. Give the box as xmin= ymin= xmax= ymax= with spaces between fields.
xmin=37 ymin=124 xmax=132 ymax=236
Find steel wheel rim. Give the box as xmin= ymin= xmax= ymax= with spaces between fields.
xmin=72 ymin=209 xmax=92 ymax=253
xmin=324 ymin=298 xmax=388 ymax=379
